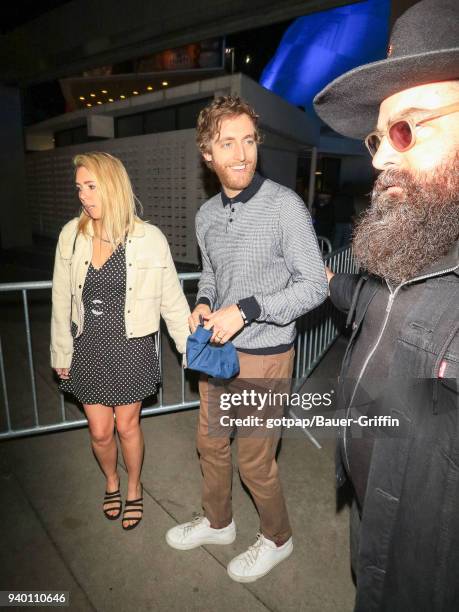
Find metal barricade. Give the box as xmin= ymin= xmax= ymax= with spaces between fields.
xmin=316 ymin=235 xmax=332 ymax=256
xmin=0 ymin=247 xmax=356 ymax=439
xmin=293 ymin=245 xmax=358 ymax=390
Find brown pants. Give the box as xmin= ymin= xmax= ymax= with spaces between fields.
xmin=196 ymin=348 xmax=294 ymax=546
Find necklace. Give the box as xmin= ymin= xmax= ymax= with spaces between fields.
xmin=94 ymin=236 xmax=111 ymax=243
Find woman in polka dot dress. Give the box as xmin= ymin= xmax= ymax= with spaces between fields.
xmin=51 ymin=152 xmax=190 ymax=530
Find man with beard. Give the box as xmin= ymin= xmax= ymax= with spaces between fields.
xmin=313 ymin=0 xmax=459 ymax=610
xmin=166 ymin=96 xmax=328 ymax=581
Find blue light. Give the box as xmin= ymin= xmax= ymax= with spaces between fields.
xmin=260 ymin=0 xmax=390 ymax=112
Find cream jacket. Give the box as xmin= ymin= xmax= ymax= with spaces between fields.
xmin=50 ymin=217 xmax=190 ymax=368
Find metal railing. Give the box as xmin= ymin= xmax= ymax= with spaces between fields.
xmin=293 ymin=245 xmax=357 ymax=390
xmin=0 ymin=246 xmax=356 ymax=440
xmin=316 ymin=235 xmax=332 ymax=256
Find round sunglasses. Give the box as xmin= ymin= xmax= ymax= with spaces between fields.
xmin=365 ymin=102 xmax=459 ymax=157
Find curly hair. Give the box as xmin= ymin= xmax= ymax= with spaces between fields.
xmin=196 ymin=95 xmax=261 ymax=156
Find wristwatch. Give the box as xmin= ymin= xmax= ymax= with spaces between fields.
xmin=237 ymin=303 xmax=249 ymax=326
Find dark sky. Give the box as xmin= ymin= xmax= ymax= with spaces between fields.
xmin=23 ymin=17 xmax=294 ymax=124
xmin=226 ymin=20 xmax=293 ymax=81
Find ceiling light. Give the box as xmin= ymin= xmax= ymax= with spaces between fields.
xmin=245 ymin=55 xmax=251 ymax=64
xmin=108 ymin=98 xmax=114 ymax=102
xmin=101 ymin=89 xmax=108 ymax=94
xmin=79 ymin=96 xmax=85 ymax=100
xmin=147 ymin=85 xmax=153 ymax=91
xmin=132 ymin=90 xmax=139 ymax=95
xmin=162 ymin=81 xmax=168 ymax=86
xmin=120 ymin=95 xmax=126 ymax=99
xmin=86 ymin=103 xmax=92 ymax=107
xmin=97 ymin=101 xmax=102 ymax=105
xmin=90 ymin=93 xmax=96 ymax=98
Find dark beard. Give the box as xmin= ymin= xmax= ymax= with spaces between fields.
xmin=352 ymin=153 xmax=459 ymax=284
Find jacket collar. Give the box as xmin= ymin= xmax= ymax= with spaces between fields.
xmin=361 ymin=241 xmax=459 ymax=289
xmin=415 ymin=240 xmax=459 ymax=279
xmin=131 ymin=220 xmax=146 ymax=237
xmin=86 ymin=218 xmax=145 ymax=238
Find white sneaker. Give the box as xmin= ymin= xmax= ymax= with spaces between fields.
xmin=227 ymin=533 xmax=293 ymax=582
xmin=166 ymin=516 xmax=236 ymax=550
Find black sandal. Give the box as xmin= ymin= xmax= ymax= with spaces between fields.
xmin=122 ymin=489 xmax=143 ymax=531
xmin=103 ymin=488 xmax=122 ymax=520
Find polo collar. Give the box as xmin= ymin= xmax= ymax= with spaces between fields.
xmin=221 ymin=172 xmax=265 ymax=206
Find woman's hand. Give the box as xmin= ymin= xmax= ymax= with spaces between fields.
xmin=54 ymin=368 xmax=70 ymax=379
xmin=189 ymin=303 xmax=212 ymax=333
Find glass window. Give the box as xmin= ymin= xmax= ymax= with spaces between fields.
xmin=72 ymin=126 xmax=88 ymax=145
xmin=54 ymin=129 xmax=73 ymax=147
xmin=176 ymin=98 xmax=212 ymax=130
xmin=116 ymin=114 xmax=144 ymax=138
xmin=144 ymin=107 xmax=176 ymax=134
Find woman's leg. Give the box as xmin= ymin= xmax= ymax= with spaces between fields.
xmin=115 ymin=401 xmax=144 ymax=527
xmin=83 ymin=403 xmax=119 ymax=517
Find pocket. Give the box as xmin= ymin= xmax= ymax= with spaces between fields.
xmin=399 ymin=319 xmax=434 ymax=352
xmin=136 ymin=256 xmax=165 ymax=269
xmin=135 ymin=257 xmax=165 ymax=298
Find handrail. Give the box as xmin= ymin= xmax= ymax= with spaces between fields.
xmin=0 ymin=246 xmax=357 ymax=439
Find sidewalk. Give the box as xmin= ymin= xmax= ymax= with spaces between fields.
xmin=0 ymin=336 xmax=355 ymax=612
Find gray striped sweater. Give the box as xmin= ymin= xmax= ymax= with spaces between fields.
xmin=195 ymin=177 xmax=328 ymax=351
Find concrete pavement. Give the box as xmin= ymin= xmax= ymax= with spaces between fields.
xmin=0 ymin=337 xmax=355 ymax=612
xmin=0 ymin=258 xmax=355 ymax=612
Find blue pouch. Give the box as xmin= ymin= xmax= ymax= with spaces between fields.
xmin=186 ymin=325 xmax=240 ymax=379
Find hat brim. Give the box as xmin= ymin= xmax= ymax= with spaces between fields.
xmin=313 ymin=49 xmax=459 ymax=140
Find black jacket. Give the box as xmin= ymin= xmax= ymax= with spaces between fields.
xmin=329 ymin=241 xmax=459 ymax=612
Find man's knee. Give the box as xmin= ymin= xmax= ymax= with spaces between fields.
xmin=238 ymin=452 xmax=278 ymax=486
xmin=196 ymin=427 xmax=230 ymax=458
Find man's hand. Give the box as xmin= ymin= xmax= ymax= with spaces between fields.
xmin=325 ymin=266 xmax=335 ymax=283
xmin=204 ymin=304 xmax=244 ymax=344
xmin=54 ymin=367 xmax=70 ymax=379
xmin=189 ymin=303 xmax=212 ymax=333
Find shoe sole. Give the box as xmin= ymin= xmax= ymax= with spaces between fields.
xmin=166 ymin=531 xmax=236 ymax=550
xmin=227 ymin=546 xmax=293 ymax=583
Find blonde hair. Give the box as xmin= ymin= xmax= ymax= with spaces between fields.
xmin=74 ymin=152 xmax=140 ymax=247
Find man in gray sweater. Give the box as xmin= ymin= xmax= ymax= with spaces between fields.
xmin=166 ymin=96 xmax=327 ymax=582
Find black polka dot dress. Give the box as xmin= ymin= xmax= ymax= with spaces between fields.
xmin=60 ymin=244 xmax=161 ymax=406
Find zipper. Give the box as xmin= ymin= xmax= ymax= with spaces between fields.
xmin=342 ymin=283 xmax=398 ymax=472
xmin=342 ymin=263 xmax=458 ymax=473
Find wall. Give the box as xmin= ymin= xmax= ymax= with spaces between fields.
xmin=24 ymin=74 xmax=320 ymax=263
xmin=258 ymin=131 xmax=299 ymax=189
xmin=0 ymin=85 xmax=32 ymax=249
xmin=26 ymin=129 xmax=206 ymax=264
